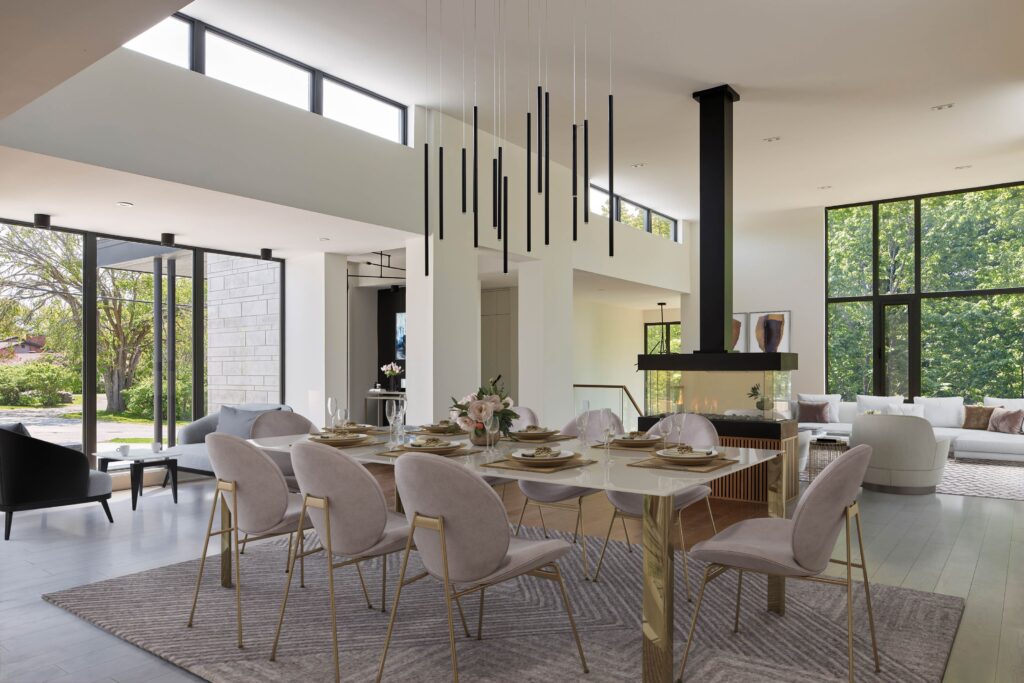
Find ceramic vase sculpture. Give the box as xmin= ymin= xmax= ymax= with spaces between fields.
xmin=731 ymin=318 xmax=742 ymax=351
xmin=755 ymin=314 xmax=786 ymax=352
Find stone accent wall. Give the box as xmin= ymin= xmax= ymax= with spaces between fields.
xmin=206 ymin=254 xmax=281 ymax=411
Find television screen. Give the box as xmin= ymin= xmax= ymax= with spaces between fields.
xmin=395 ymin=312 xmax=406 ymax=360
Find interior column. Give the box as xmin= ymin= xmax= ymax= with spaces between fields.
xmin=517 ymin=259 xmax=573 ymax=429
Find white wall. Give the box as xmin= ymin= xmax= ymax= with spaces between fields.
xmin=573 ymin=297 xmax=645 ymax=423
xmin=733 ymin=207 xmax=825 ymax=394
xmin=347 ymin=285 xmax=378 ymax=424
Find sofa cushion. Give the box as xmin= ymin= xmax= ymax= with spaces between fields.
xmin=87 ymin=470 xmax=113 ymax=497
xmin=953 ymin=430 xmax=1024 ymax=456
xmin=963 ymin=405 xmax=997 ymax=430
xmin=0 ymin=422 xmax=31 ymax=437
xmin=856 ymin=395 xmax=904 ymax=414
xmin=883 ymin=403 xmax=926 ymax=418
xmin=913 ymin=396 xmax=965 ymax=428
xmin=798 ymin=401 xmax=831 ymax=423
xmin=217 ymin=405 xmax=280 ymax=438
xmin=984 ymin=397 xmax=1024 ymax=411
xmin=797 ymin=394 xmax=840 ymax=422
xmin=989 ymin=408 xmax=1024 ymax=434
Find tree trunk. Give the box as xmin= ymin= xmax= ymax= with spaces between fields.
xmin=104 ymin=368 xmax=127 ymax=413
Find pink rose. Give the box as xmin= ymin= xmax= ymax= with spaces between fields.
xmin=456 ymin=416 xmax=475 ymax=432
xmin=502 ymin=396 xmax=514 ymax=408
xmin=467 ymin=399 xmax=494 ymax=423
xmin=484 ymin=394 xmax=503 ymax=411
xmin=461 ymin=393 xmax=478 ymax=405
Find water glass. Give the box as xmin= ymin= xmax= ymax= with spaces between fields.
xmin=576 ymin=400 xmax=591 ymax=446
xmin=485 ymin=415 xmax=500 ymax=455
xmin=327 ymin=396 xmax=338 ymax=429
xmin=396 ymin=400 xmax=407 ymax=443
xmin=385 ymin=399 xmax=398 ymax=446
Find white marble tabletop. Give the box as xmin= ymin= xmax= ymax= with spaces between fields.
xmin=250 ymin=433 xmax=781 ymax=498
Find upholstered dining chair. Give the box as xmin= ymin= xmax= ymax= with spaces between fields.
xmin=187 ymin=433 xmax=311 ymax=649
xmin=377 ymin=453 xmax=588 ymax=683
xmin=250 ymin=411 xmax=319 ymax=488
xmin=592 ymin=413 xmax=719 ymax=598
xmin=677 ymin=444 xmax=879 ymax=682
xmin=271 ymin=441 xmax=410 ymax=683
xmin=512 ymin=409 xmax=620 ymax=579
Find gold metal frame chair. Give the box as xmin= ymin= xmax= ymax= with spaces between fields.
xmin=186 ymin=478 xmax=306 ymax=649
xmin=270 ymin=493 xmax=396 ymax=683
xmin=592 ymin=496 xmax=717 ymax=599
xmin=514 ymin=493 xmax=596 ymax=579
xmin=377 ymin=512 xmax=589 ymax=683
xmin=676 ymin=501 xmax=880 ymax=683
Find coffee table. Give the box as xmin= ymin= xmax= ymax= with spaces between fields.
xmin=96 ymin=449 xmax=178 ymax=511
xmin=808 ymin=435 xmax=849 ymax=482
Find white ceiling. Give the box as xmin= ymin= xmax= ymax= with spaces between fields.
xmin=0 ymin=147 xmax=410 ymax=256
xmin=573 ymin=269 xmax=680 ymax=310
xmin=181 ymin=0 xmax=1024 ymax=223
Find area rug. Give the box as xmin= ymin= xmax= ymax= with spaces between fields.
xmin=937 ymin=457 xmax=1024 ymax=501
xmin=43 ymin=528 xmax=963 ymax=682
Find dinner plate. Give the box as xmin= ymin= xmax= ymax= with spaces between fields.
xmin=422 ymin=424 xmax=466 ymax=435
xmin=311 ymin=433 xmax=371 ymax=447
xmin=510 ymin=429 xmax=559 ymax=441
xmin=327 ymin=424 xmax=375 ymax=433
xmin=400 ymin=440 xmax=467 ymax=455
xmin=654 ymin=448 xmax=718 ymax=465
xmin=611 ymin=436 xmax=662 ymax=448
xmin=509 ymin=449 xmax=578 ymax=466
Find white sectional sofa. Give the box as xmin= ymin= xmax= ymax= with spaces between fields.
xmin=796 ymin=396 xmax=1024 ymax=463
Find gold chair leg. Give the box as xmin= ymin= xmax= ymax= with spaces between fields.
xmin=324 ymin=500 xmax=341 ymax=683
xmin=284 ymin=532 xmax=292 ymax=573
xmin=355 ymin=562 xmax=374 ymax=609
xmin=845 ymin=510 xmax=855 ymax=683
xmin=676 ymin=566 xmax=712 ymax=682
xmin=477 ymin=588 xmax=485 ymax=640
xmin=577 ymin=499 xmax=589 ymax=580
xmin=537 ymin=504 xmax=549 ymax=538
xmin=552 ymin=563 xmax=589 ymax=673
xmin=240 ymin=533 xmax=249 ymax=555
xmin=705 ymin=497 xmax=717 ymax=534
xmin=855 ymin=510 xmax=881 ymax=673
xmin=592 ymin=510 xmax=618 ymax=582
xmin=299 ymin=528 xmax=306 ymax=588
xmin=514 ymin=499 xmax=528 ymax=536
xmin=376 ymin=530 xmax=415 ymax=683
xmin=677 ymin=511 xmax=693 ymax=602
xmin=621 ymin=513 xmax=632 ymax=550
xmin=230 ymin=487 xmax=243 ymax=649
xmin=572 ymin=508 xmax=580 ymax=543
xmin=733 ymin=570 xmax=743 ymax=633
xmin=454 ymin=595 xmax=472 ymax=638
xmin=270 ymin=498 xmax=308 ymax=662
xmin=187 ymin=488 xmax=220 ymax=628
xmin=438 ymin=521 xmax=460 ymax=682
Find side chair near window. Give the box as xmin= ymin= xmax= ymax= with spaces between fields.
xmin=676 ymin=444 xmax=879 ymax=683
xmin=270 ymin=441 xmax=411 ymax=683
xmin=186 ymin=433 xmax=312 ymax=649
xmin=250 ymin=410 xmax=319 ymax=491
xmin=592 ymin=413 xmax=719 ymax=599
xmin=378 ymin=452 xmax=588 ymax=683
xmin=513 ymin=408 xmax=622 ymax=579
xmin=0 ymin=424 xmax=113 ymax=540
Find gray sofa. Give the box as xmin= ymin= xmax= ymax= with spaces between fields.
xmin=168 ymin=403 xmax=292 ymax=475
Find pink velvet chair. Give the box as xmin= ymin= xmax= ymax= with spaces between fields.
xmin=378 ymin=453 xmax=588 ymax=682
xmin=250 ymin=410 xmax=319 ymax=491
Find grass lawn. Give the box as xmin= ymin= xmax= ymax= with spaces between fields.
xmin=109 ymin=437 xmax=154 ymax=444
xmin=64 ymin=410 xmax=154 ymax=424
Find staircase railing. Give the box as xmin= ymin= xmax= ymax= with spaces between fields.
xmin=572 ymin=384 xmax=643 ymax=432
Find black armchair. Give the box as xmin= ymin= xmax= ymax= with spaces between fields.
xmin=0 ymin=425 xmax=113 ymax=540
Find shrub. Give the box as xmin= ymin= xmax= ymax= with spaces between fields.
xmin=123 ymin=379 xmax=192 ymax=421
xmin=0 ymin=361 xmax=78 ymax=406
xmin=0 ymin=380 xmax=19 ymax=405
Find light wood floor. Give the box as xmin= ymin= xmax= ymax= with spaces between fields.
xmin=1 ymin=472 xmax=1021 ymax=682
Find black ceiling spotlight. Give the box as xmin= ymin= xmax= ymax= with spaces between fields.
xmin=33 ymin=214 xmax=50 ymax=229
xmin=160 ymin=233 xmax=174 ymax=246
xmin=260 ymin=248 xmax=273 ymax=261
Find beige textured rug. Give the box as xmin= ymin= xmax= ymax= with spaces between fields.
xmin=43 ymin=529 xmax=963 ymax=682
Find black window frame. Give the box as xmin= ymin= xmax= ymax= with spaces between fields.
xmin=825 ymin=179 xmax=1024 ymax=400
xmin=589 ymin=184 xmax=679 ymax=242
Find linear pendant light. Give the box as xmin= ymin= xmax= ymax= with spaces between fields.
xmin=526 ymin=112 xmax=532 ymax=250
xmin=607 ymin=0 xmax=614 ymax=257
xmin=423 ymin=0 xmax=429 ymax=276
xmin=583 ymin=1 xmax=589 ymax=222
xmin=472 ymin=0 xmax=479 ymax=246
xmin=571 ymin=1 xmax=577 ymax=241
xmin=460 ymin=0 xmax=467 ymax=213
xmin=437 ymin=0 xmax=444 ymax=241
xmin=503 ymin=175 xmax=509 ymax=272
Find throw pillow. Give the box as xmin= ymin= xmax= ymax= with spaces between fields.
xmin=856 ymin=395 xmax=905 ymax=415
xmin=798 ymin=401 xmax=831 ymax=423
xmin=882 ymin=403 xmax=926 ymax=418
xmin=988 ymin=408 xmax=1024 ymax=434
xmin=0 ymin=422 xmax=31 ymax=437
xmin=963 ymin=405 xmax=997 ymax=430
xmin=797 ymin=393 xmax=841 ymax=423
xmin=984 ymin=397 xmax=1024 ymax=411
xmin=217 ymin=406 xmax=276 ymax=439
xmin=913 ymin=396 xmax=965 ymax=428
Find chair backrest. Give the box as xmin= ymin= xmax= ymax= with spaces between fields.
xmin=790 ymin=444 xmax=873 ymax=573
xmin=645 ymin=413 xmax=720 ymax=447
xmin=560 ymin=409 xmax=623 ymax=441
xmin=395 ymin=453 xmax=510 ymax=584
xmin=291 ymin=441 xmax=388 ymax=556
xmin=849 ymin=414 xmax=937 ymax=469
xmin=206 ymin=433 xmax=291 ymax=535
xmin=509 ymin=406 xmax=539 ymax=432
xmin=251 ymin=411 xmax=318 ymax=439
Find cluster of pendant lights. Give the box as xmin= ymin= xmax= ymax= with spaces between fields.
xmin=422 ymin=0 xmax=614 ymax=276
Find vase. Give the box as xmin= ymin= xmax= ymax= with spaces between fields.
xmin=388 ymin=376 xmax=398 ymax=392
xmin=470 ymin=429 xmax=490 ymax=447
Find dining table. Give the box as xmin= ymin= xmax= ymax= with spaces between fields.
xmin=241 ymin=430 xmax=788 ymax=683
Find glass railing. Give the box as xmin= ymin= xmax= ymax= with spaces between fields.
xmin=572 ymin=384 xmax=642 ymax=433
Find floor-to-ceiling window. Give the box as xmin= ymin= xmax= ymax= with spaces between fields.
xmin=826 ymin=182 xmax=1024 ymax=401
xmin=644 ymin=321 xmax=682 ymax=414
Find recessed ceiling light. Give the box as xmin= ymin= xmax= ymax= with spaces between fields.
xmin=954 ymin=164 xmax=973 ymax=170
xmin=116 ymin=201 xmax=134 ymax=207
xmin=319 ymin=237 xmax=331 ymax=241
xmin=630 ymin=162 xmax=646 ymax=168
xmin=817 ymin=185 xmax=833 ymax=190
xmin=930 ymin=103 xmax=955 ymax=111
xmin=762 ymin=136 xmax=781 ymax=143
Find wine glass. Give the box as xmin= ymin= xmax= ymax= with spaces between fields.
xmin=336 ymin=407 xmax=348 ymax=428
xmin=396 ymin=400 xmax=407 ymax=443
xmin=601 ymin=411 xmax=616 ymax=459
xmin=385 ymin=399 xmax=398 ymax=447
xmin=326 ymin=396 xmax=337 ymax=429
xmin=485 ymin=414 xmax=500 ymax=455
xmin=576 ymin=400 xmax=591 ymax=446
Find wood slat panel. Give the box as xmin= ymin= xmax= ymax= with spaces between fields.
xmin=711 ymin=436 xmax=798 ymax=503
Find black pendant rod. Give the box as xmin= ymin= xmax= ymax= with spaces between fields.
xmin=491 ymin=158 xmax=498 ymax=227
xmin=608 ymin=94 xmax=614 ymax=257
xmin=502 ymin=175 xmax=509 ymax=273
xmin=544 ymin=90 xmax=550 ymax=245
xmin=497 ymin=146 xmax=503 ymax=239
xmin=461 ymin=147 xmax=467 ymax=213
xmin=536 ymin=85 xmax=543 ymax=192
xmin=473 ymin=105 xmax=479 ymax=247
xmin=438 ymin=146 xmax=444 ymax=240
xmin=583 ymin=118 xmax=590 ymax=222
xmin=526 ymin=111 xmax=532 ymax=252
xmin=424 ymin=142 xmax=430 ymax=275
xmin=572 ymin=122 xmax=578 ymax=241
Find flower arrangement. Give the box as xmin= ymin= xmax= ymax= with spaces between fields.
xmin=450 ymin=377 xmax=519 ymax=437
xmin=381 ymin=362 xmax=403 ymax=377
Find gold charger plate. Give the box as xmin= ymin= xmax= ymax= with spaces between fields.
xmin=610 ymin=437 xmax=662 ymax=448
xmin=509 ymin=430 xmax=560 ymax=441
xmin=398 ymin=441 xmax=467 ymax=456
xmin=482 ymin=455 xmax=595 ymax=473
xmin=508 ymin=449 xmax=578 ymax=467
xmin=310 ymin=433 xmax=372 ymax=447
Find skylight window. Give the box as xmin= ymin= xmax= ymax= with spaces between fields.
xmin=323 ymin=78 xmax=404 ymax=143
xmin=123 ymin=16 xmax=190 ymax=69
xmin=204 ymin=32 xmax=310 ymax=110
